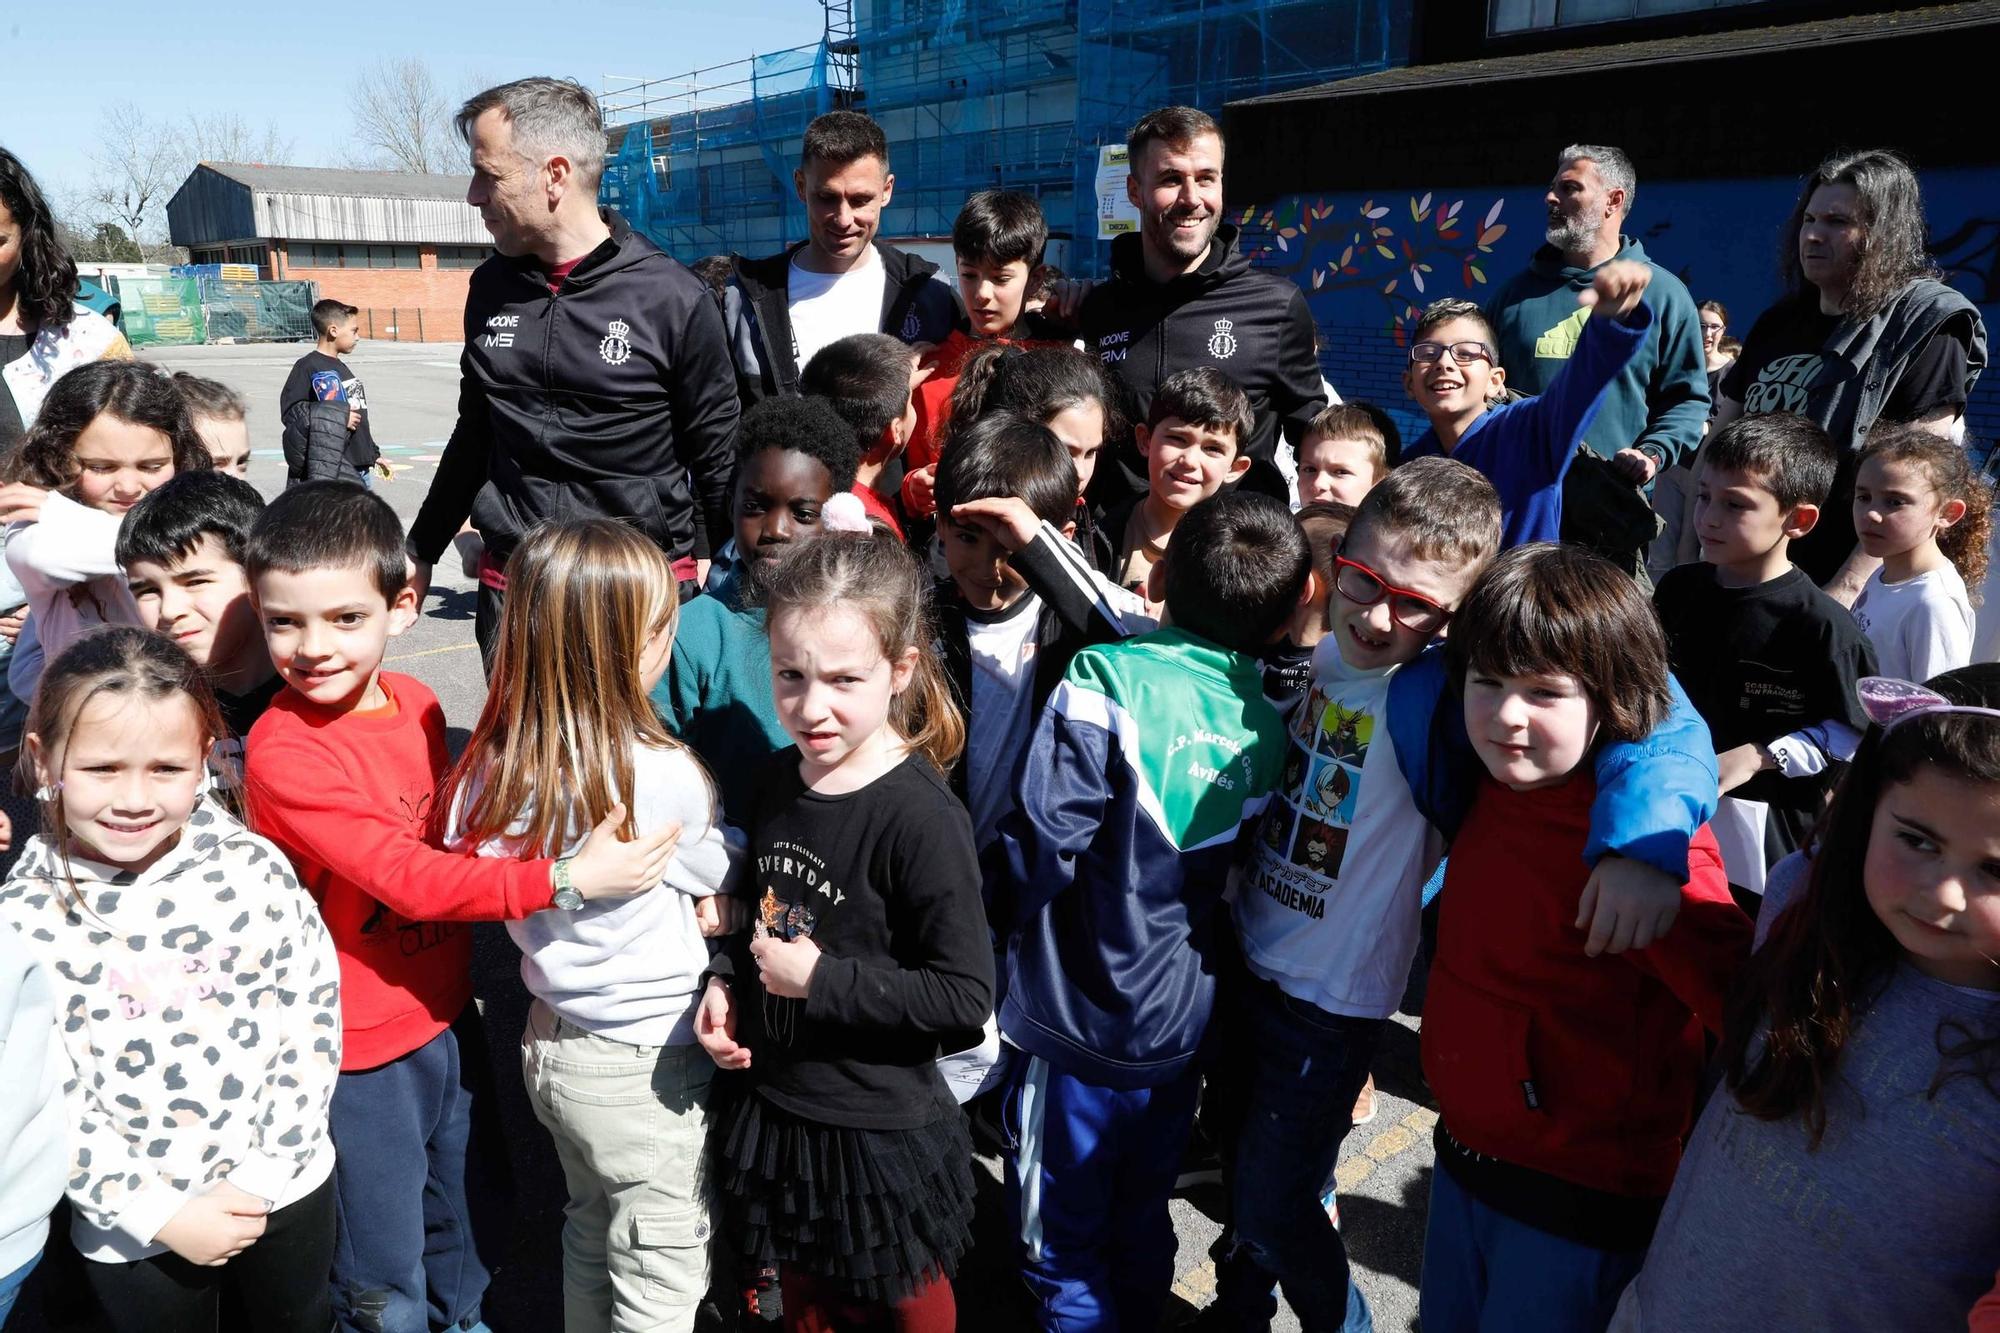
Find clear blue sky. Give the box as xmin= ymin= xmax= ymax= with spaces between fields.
xmin=3 ymin=0 xmax=827 ymax=197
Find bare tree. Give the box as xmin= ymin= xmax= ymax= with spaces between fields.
xmin=90 ymin=102 xmax=181 ymax=244
xmin=72 ymin=105 xmax=290 ymax=259
xmin=349 ymin=58 xmax=466 ymax=174
xmin=180 ymin=112 xmax=295 ymax=169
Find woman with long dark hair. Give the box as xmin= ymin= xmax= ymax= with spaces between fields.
xmin=0 ymin=147 xmax=132 ymax=452
xmin=1713 ymin=149 xmax=1986 ymax=601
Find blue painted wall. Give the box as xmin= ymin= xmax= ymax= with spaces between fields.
xmin=1236 ymin=168 xmax=1999 ymax=464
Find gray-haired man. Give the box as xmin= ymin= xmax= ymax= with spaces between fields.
xmin=407 ymin=77 xmax=739 ymax=654
xmin=1485 ymin=145 xmax=1709 ymax=569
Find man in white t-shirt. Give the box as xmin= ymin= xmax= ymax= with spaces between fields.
xmin=721 ymin=111 xmax=957 ymax=405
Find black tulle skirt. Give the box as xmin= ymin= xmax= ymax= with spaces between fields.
xmin=714 ymin=1086 xmax=976 ymax=1304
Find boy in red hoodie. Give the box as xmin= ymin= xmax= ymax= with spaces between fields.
xmin=1420 ymin=543 xmax=1750 ymax=1333
xmin=902 ymin=189 xmax=1069 ymax=518
xmin=242 ymin=482 xmax=679 ymax=1333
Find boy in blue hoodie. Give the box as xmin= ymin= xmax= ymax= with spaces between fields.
xmin=987 ymin=491 xmax=1309 ymax=1332
xmin=1402 ymin=260 xmax=1654 ymax=549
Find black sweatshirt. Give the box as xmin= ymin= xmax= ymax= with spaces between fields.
xmin=1078 ymin=224 xmax=1327 ymax=505
xmin=279 ymin=350 xmax=381 ymax=475
xmin=715 ymin=751 xmax=994 ymax=1130
xmin=1654 ymin=562 xmax=1876 ymax=839
xmin=407 ymin=210 xmax=739 ymax=567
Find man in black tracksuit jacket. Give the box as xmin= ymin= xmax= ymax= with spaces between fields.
xmin=407 ymin=210 xmax=738 ymax=651
xmin=1080 ymin=223 xmax=1326 ymax=505
xmin=722 ymin=238 xmax=958 ymax=403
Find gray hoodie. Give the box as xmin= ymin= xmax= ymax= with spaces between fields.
xmin=0 ymin=796 xmax=341 ymax=1261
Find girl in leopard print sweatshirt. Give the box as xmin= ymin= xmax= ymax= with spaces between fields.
xmin=0 ymin=627 xmax=340 ymax=1333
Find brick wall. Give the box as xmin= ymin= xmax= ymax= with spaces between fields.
xmin=276 ymin=243 xmax=473 ymax=343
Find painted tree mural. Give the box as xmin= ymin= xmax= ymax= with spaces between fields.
xmin=1235 ymin=193 xmax=1510 ymax=345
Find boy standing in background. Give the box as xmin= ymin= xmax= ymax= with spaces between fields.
xmin=280 ymin=299 xmax=382 ymax=487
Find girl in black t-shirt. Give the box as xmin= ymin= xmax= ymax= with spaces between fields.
xmin=695 ymin=511 xmax=992 ymax=1329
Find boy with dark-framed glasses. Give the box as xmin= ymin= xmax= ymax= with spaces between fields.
xmin=1401 ymin=262 xmax=1654 ymax=549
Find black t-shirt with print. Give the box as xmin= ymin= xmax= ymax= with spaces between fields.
xmin=714 ymin=749 xmax=994 ymax=1131
xmin=1720 ymin=296 xmax=1970 ymax=580
xmin=1653 ymin=562 xmax=1876 ymax=844
xmin=1721 ymin=296 xmax=1969 ymax=425
xmin=279 ymin=350 xmax=381 ymax=469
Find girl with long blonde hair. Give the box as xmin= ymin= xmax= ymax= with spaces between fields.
xmin=441 ymin=519 xmax=742 ymax=1333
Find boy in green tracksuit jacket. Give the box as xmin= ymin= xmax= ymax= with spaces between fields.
xmin=984 ymin=491 xmax=1310 ymax=1332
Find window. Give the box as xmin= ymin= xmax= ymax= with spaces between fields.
xmin=1489 ymin=0 xmax=1762 ymax=33
xmin=435 ymin=245 xmax=493 ymax=270
xmin=286 ymin=242 xmax=419 ymax=268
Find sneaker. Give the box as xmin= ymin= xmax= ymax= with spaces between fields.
xmin=1350 ymin=1074 xmax=1377 ymax=1127
xmin=741 ymin=1264 xmax=784 ymax=1325
xmin=1321 ymin=1182 xmax=1342 ymax=1230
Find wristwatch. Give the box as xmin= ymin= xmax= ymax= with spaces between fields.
xmin=552 ymin=858 xmax=585 ymax=911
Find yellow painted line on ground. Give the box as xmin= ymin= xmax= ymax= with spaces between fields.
xmin=1169 ymin=1105 xmax=1439 ymax=1309
xmin=386 ymin=642 xmax=481 ymax=662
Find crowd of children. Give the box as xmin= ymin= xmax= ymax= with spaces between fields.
xmin=0 ymin=176 xmax=1993 ymax=1333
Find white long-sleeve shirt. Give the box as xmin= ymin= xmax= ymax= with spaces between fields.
xmin=6 ymin=491 xmax=143 ymax=700
xmin=449 ymin=741 xmax=745 ymax=1046
xmin=0 ymin=796 xmax=342 ymax=1261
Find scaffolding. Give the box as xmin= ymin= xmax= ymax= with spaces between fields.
xmin=599 ymin=0 xmax=1407 ymax=274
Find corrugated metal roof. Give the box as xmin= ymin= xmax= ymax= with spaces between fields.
xmin=168 ymin=164 xmax=488 ymax=245
xmin=198 ymin=162 xmax=473 ymax=200
xmin=1229 ymin=0 xmax=2000 ymax=105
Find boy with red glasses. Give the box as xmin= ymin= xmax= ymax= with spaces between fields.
xmin=1216 ymin=458 xmax=1720 ymax=1330
xmin=1402 ymin=262 xmax=1653 ymax=549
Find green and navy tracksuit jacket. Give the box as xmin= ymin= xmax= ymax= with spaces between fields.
xmin=986 ymin=627 xmax=1284 ymax=1091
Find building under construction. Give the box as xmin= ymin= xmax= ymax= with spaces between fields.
xmin=598 ymin=0 xmax=1409 ymax=275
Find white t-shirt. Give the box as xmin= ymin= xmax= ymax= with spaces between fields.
xmin=1235 ymin=634 xmax=1444 ymax=1019
xmin=788 ymin=248 xmax=887 ymax=375
xmin=965 ymin=594 xmax=1043 ymax=851
xmin=1851 ymin=563 xmax=1975 ymax=682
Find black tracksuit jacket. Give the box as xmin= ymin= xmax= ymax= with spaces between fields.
xmin=408 ymin=210 xmax=739 ymax=566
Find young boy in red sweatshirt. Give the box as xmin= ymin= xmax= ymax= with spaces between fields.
xmin=242 ymin=482 xmax=679 ymax=1333
xmin=902 ymin=190 xmax=1070 ymax=518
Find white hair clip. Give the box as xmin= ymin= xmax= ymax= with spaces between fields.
xmin=1857 ymin=676 xmax=2000 ymax=732
xmin=820 ymin=492 xmax=873 ymax=535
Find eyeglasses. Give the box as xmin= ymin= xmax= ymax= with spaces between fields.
xmin=1409 ymin=340 xmax=1493 ymax=367
xmin=1333 ymin=556 xmax=1452 ymax=634
xmin=1699 ymin=323 xmax=1726 ymax=335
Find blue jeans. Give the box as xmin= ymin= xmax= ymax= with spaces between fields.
xmin=1419 ymin=1161 xmax=1646 ymax=1333
xmin=1213 ymin=977 xmax=1380 ymax=1332
xmin=0 ymin=1252 xmax=37 ymax=1328
xmin=328 ymin=1010 xmax=500 ymax=1333
xmin=1004 ymin=1053 xmax=1201 ymax=1331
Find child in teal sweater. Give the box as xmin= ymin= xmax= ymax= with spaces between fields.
xmin=653 ymin=397 xmax=859 ymax=824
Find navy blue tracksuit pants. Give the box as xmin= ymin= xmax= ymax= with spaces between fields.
xmin=327 ymin=1006 xmax=506 ymax=1333
xmin=1004 ymin=1053 xmax=1201 ymax=1331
